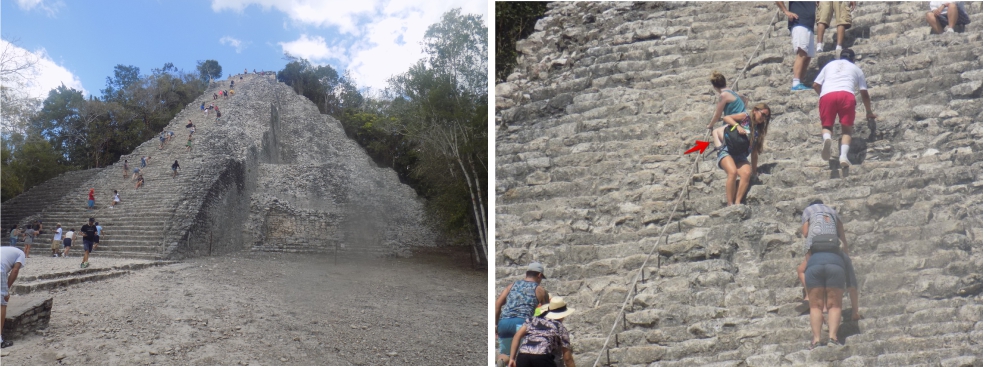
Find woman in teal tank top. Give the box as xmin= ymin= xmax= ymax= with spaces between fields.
xmin=707 ymin=71 xmax=747 ymax=132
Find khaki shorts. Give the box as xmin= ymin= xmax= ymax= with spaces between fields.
xmin=817 ymin=1 xmax=852 ymax=28
xmin=51 ymin=239 xmax=60 ymax=251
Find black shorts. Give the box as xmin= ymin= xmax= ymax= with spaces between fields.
xmin=516 ymin=353 xmax=556 ymax=367
xmin=63 ymin=238 xmax=72 ymax=247
xmin=83 ymin=240 xmax=94 ymax=252
xmin=94 ymin=235 xmax=100 ymax=243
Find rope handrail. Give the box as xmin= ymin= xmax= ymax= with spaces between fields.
xmin=589 ymin=10 xmax=778 ymax=367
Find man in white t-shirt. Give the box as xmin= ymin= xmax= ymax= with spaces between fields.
xmin=812 ymin=49 xmax=877 ymax=168
xmin=1 ymin=246 xmax=26 ymax=348
xmin=51 ymin=224 xmax=63 ymax=257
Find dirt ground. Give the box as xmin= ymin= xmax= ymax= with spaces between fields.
xmin=0 ymin=247 xmax=486 ymax=366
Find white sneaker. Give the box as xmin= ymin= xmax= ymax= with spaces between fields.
xmin=821 ymin=139 xmax=832 ymax=161
xmin=840 ymin=157 xmax=851 ymax=168
xmin=835 ymin=45 xmax=843 ymax=51
xmin=816 ymin=43 xmax=824 ymax=53
xmin=945 ymin=27 xmax=955 ymax=33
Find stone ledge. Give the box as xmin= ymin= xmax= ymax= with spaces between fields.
xmin=2 ymin=296 xmax=53 ymax=340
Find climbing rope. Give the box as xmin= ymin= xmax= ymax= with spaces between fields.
xmin=590 ymin=10 xmax=779 ymax=367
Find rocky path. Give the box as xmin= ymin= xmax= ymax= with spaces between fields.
xmin=0 ymin=247 xmax=485 ymax=366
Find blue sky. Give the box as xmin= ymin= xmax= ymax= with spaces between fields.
xmin=1 ymin=0 xmax=488 ymax=99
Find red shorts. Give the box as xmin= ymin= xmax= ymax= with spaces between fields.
xmin=818 ymin=91 xmax=856 ymax=129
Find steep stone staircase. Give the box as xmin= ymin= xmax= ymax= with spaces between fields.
xmin=2 ymin=75 xmax=259 ymax=259
xmin=496 ymin=2 xmax=982 ymax=366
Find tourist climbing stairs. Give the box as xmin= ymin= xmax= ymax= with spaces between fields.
xmin=2 ymin=73 xmax=274 ymax=260
xmin=496 ymin=2 xmax=981 ymax=366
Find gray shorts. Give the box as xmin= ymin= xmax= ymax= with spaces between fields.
xmin=805 ymin=252 xmax=847 ymax=289
xmin=936 ymin=10 xmax=971 ymax=27
xmin=1 ymin=272 xmax=8 ymax=305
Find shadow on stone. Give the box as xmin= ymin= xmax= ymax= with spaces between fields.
xmin=866 ymin=118 xmax=877 ymax=142
xmin=837 ymin=309 xmax=862 ymax=341
xmin=828 ymin=159 xmax=841 ymax=179
xmin=757 ymin=162 xmax=778 ymax=175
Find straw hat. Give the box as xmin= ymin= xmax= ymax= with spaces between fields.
xmin=544 ymin=297 xmax=575 ymax=320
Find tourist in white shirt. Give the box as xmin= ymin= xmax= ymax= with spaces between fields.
xmin=811 ymin=49 xmax=876 ymax=168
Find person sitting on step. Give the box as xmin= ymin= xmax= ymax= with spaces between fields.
xmin=926 ymin=1 xmax=971 ymax=33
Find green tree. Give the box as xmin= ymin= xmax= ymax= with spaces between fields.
xmin=196 ymin=59 xmax=222 ymax=83
xmin=387 ymin=9 xmax=489 ymax=260
xmin=101 ymin=64 xmax=141 ymax=102
xmin=422 ymin=8 xmax=488 ymax=97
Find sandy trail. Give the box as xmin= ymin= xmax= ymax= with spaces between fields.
xmin=1 ymin=247 xmax=486 ymax=365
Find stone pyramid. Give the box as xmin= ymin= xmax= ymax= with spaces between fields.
xmin=3 ymin=72 xmax=434 ymax=259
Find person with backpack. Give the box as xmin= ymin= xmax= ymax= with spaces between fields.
xmin=812 ymin=49 xmax=876 ymax=168
xmin=798 ymin=200 xmax=859 ymax=349
xmin=508 ymin=297 xmax=576 ymax=367
xmin=713 ymin=103 xmax=771 ymax=206
xmin=496 ymin=262 xmax=550 ymax=367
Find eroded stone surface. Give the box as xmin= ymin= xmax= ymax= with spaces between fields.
xmin=496 ymin=2 xmax=982 ymax=366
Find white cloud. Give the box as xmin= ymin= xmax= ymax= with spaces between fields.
xmin=220 ymin=36 xmax=249 ymax=53
xmin=15 ymin=0 xmax=63 ymax=17
xmin=1 ymin=39 xmax=88 ymax=100
xmin=212 ymin=0 xmax=378 ymax=35
xmin=212 ymin=0 xmax=487 ymax=91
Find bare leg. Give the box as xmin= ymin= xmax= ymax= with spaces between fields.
xmin=83 ymin=249 xmax=89 ymax=264
xmin=927 ymin=12 xmax=943 ymax=33
xmin=798 ymin=258 xmax=809 ymax=300
xmin=808 ymin=287 xmax=826 ymax=344
xmin=712 ymin=126 xmax=726 ymax=147
xmin=826 ymin=288 xmax=845 ymax=341
xmin=836 ymin=25 xmax=846 ymax=47
xmin=797 ymin=52 xmax=812 ymax=83
xmin=24 ymin=244 xmax=30 ymax=258
xmin=816 ymin=23 xmax=828 ymax=45
xmin=734 ymin=162 xmax=752 ymax=204
xmin=720 ymin=156 xmax=739 ymax=206
xmin=947 ymin=3 xmax=959 ymax=29
xmin=840 ymin=125 xmax=853 ymax=147
xmin=2 ymin=301 xmax=6 ymax=344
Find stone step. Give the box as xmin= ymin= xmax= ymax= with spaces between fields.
xmin=12 ymin=260 xmax=175 ymax=295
